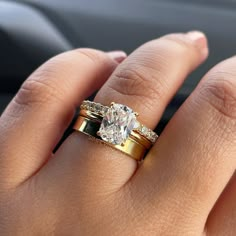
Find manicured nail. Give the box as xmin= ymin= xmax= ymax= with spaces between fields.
xmin=187 ymin=31 xmax=209 ymax=59
xmin=107 ymin=51 xmax=127 ymax=63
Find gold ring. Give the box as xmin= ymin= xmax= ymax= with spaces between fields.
xmin=74 ymin=115 xmax=148 ymax=161
xmin=73 ymin=100 xmax=158 ymax=161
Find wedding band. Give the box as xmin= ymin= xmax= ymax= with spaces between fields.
xmin=74 ymin=115 xmax=148 ymax=161
xmin=73 ymin=100 xmax=158 ymax=161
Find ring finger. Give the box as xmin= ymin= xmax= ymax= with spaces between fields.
xmin=41 ymin=31 xmax=209 ymax=197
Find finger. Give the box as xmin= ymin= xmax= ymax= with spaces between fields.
xmin=206 ymin=172 xmax=236 ymax=236
xmin=131 ymin=57 xmax=236 ymax=234
xmin=96 ymin=31 xmax=208 ymax=128
xmin=46 ymin=32 xmax=208 ymax=197
xmin=0 ymin=49 xmax=125 ymax=188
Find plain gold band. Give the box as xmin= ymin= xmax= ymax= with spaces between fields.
xmin=73 ymin=115 xmax=148 ymax=161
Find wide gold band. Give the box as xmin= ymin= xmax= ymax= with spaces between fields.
xmin=73 ymin=115 xmax=149 ymax=161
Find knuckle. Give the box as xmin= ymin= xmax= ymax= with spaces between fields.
xmin=109 ymin=64 xmax=166 ymax=108
xmin=14 ymin=48 xmax=114 ymax=110
xmin=199 ymin=68 xmax=236 ymax=119
xmin=14 ymin=68 xmax=63 ymax=108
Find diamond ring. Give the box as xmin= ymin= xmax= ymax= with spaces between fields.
xmin=73 ymin=100 xmax=158 ymax=161
xmin=80 ymin=100 xmax=158 ymax=145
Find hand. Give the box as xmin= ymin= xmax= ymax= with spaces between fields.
xmin=0 ymin=31 xmax=235 ymax=236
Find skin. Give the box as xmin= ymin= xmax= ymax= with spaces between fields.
xmin=0 ymin=31 xmax=235 ymax=235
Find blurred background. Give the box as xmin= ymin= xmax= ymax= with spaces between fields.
xmin=0 ymin=0 xmax=235 ymax=132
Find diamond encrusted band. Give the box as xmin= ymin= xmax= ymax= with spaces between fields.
xmin=80 ymin=100 xmax=158 ymax=144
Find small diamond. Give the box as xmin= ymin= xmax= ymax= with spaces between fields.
xmin=98 ymin=103 xmax=137 ymax=145
xmin=80 ymin=101 xmax=86 ymax=109
xmin=150 ymin=134 xmax=157 ymax=143
xmin=84 ymin=101 xmax=89 ymax=107
xmin=134 ymin=121 xmax=141 ymax=130
xmin=100 ymin=106 xmax=108 ymax=115
xmin=90 ymin=102 xmax=96 ymax=111
xmin=95 ymin=104 xmax=101 ymax=112
xmin=141 ymin=126 xmax=148 ymax=134
xmin=146 ymin=130 xmax=152 ymax=138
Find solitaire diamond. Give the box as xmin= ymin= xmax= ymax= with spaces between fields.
xmin=98 ymin=103 xmax=138 ymax=145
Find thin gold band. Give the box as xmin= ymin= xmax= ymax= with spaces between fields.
xmin=73 ymin=115 xmax=148 ymax=161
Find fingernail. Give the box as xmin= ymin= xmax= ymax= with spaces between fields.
xmin=107 ymin=51 xmax=127 ymax=63
xmin=187 ymin=31 xmax=209 ymax=60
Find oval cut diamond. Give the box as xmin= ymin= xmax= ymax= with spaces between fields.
xmin=98 ymin=104 xmax=137 ymax=145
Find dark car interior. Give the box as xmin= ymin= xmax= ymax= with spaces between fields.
xmin=1 ymin=0 xmax=235 ymax=135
